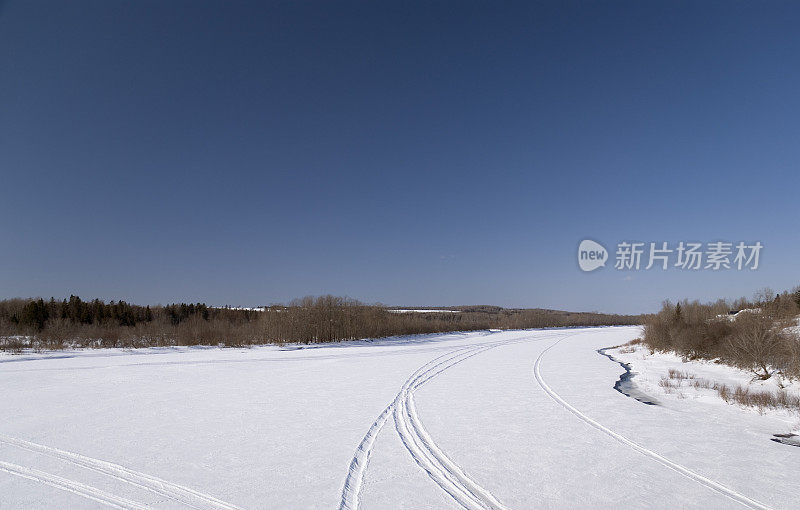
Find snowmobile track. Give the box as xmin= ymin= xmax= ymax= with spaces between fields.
xmin=341 ymin=331 xmax=568 ymax=510
xmin=533 ymin=336 xmax=772 ymax=510
xmin=0 ymin=460 xmax=151 ymax=510
xmin=0 ymin=434 xmax=244 ymax=510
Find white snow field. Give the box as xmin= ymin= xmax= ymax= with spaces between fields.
xmin=1 ymin=327 xmax=798 ymax=509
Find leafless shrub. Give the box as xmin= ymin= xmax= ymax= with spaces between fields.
xmin=667 ymin=369 xmax=694 ymax=381
xmin=662 ymin=373 xmax=799 ymax=413
xmin=0 ymin=336 xmax=27 ymax=353
xmin=616 ymin=338 xmax=642 ymax=354
xmin=706 ymin=382 xmax=800 ymax=414
xmin=727 ymin=312 xmax=789 ymax=380
xmin=691 ymin=378 xmax=713 ymax=390
xmin=642 ymin=293 xmax=800 ymax=382
xmin=659 ymin=377 xmax=677 ymax=393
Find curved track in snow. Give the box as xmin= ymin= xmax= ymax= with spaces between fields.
xmin=338 ymin=345 xmax=473 ymax=509
xmin=533 ymin=336 xmax=773 ymax=510
xmin=0 ymin=435 xmax=244 ymax=510
xmin=0 ymin=460 xmax=151 ymax=510
xmin=394 ymin=344 xmax=509 ymax=510
xmin=341 ymin=331 xmax=570 ymax=510
xmin=339 ymin=345 xmax=483 ymax=510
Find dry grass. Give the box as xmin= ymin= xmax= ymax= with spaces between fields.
xmin=620 ymin=338 xmax=643 ymax=354
xmin=724 ymin=385 xmax=800 ymax=414
xmin=658 ymin=377 xmax=679 ymax=393
xmin=667 ymin=368 xmax=695 ymax=381
xmin=608 ymin=338 xmax=642 ymax=354
xmin=660 ymin=368 xmax=800 ymax=414
xmin=691 ymin=378 xmax=714 ymax=390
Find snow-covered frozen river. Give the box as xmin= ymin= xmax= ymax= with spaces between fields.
xmin=1 ymin=327 xmax=797 ymax=509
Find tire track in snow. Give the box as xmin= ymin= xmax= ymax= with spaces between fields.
xmin=341 ymin=331 xmax=568 ymax=510
xmin=0 ymin=460 xmax=151 ymax=510
xmin=394 ymin=344 xmax=509 ymax=510
xmin=396 ymin=332 xmax=573 ymax=510
xmin=339 ymin=345 xmax=477 ymax=510
xmin=0 ymin=434 xmax=244 ymax=510
xmin=533 ymin=336 xmax=773 ymax=510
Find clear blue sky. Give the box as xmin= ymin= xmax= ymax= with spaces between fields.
xmin=1 ymin=1 xmax=798 ymax=314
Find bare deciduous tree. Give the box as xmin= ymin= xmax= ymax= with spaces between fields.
xmin=727 ymin=311 xmax=787 ymax=380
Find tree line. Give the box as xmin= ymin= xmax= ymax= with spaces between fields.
xmin=0 ymin=295 xmax=643 ymax=351
xmin=642 ymin=287 xmax=800 ymax=380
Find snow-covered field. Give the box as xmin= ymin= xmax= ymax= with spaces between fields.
xmin=1 ymin=327 xmax=798 ymax=509
xmin=609 ymin=342 xmax=800 ymax=438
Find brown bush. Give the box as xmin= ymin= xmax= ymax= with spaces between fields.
xmin=643 ymin=292 xmax=800 ymax=381
xmin=727 ymin=312 xmax=790 ymax=380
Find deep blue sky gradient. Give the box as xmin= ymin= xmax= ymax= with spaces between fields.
xmin=1 ymin=1 xmax=799 ymax=313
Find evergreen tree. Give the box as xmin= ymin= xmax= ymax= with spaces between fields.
xmin=20 ymin=299 xmax=49 ymax=330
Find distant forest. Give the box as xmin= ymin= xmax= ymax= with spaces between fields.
xmin=0 ymin=295 xmax=642 ymax=350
